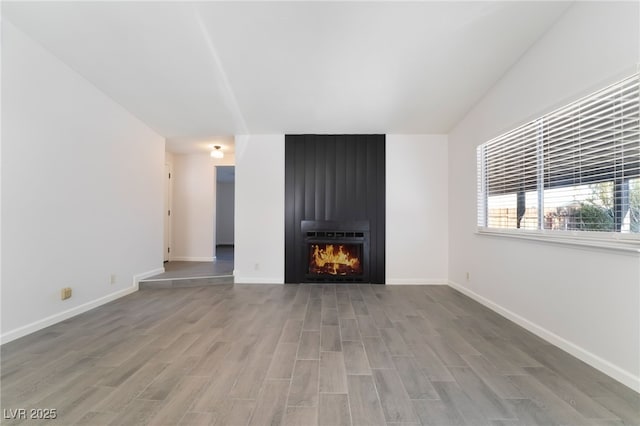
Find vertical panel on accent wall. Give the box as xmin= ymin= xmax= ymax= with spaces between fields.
xmin=375 ymin=136 xmax=386 ymax=284
xmin=325 ymin=137 xmax=336 ymax=220
xmin=304 ymin=136 xmax=315 ymax=219
xmin=366 ymin=137 xmax=379 ymax=282
xmin=284 ymin=141 xmax=296 ymax=282
xmin=284 ymin=134 xmax=385 ymax=284
xmin=335 ymin=137 xmax=347 ymax=220
xmin=315 ymin=140 xmax=326 ymax=220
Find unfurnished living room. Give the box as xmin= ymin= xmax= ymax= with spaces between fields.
xmin=1 ymin=1 xmax=639 ymax=425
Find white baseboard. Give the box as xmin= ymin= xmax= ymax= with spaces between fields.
xmin=386 ymin=278 xmax=448 ymax=285
xmin=448 ymin=280 xmax=640 ymax=393
xmin=133 ymin=267 xmax=165 ymax=289
xmin=1 ymin=285 xmax=137 ymax=345
xmin=0 ymin=267 xmax=166 ymax=345
xmin=170 ymin=256 xmax=215 ymax=262
xmin=234 ymin=276 xmax=284 ymax=284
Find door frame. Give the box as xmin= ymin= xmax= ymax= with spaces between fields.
xmin=164 ymin=162 xmax=173 ymax=262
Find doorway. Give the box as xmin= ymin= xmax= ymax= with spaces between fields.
xmin=215 ymin=166 xmax=235 ymax=264
xmin=164 ymin=163 xmax=172 ymax=262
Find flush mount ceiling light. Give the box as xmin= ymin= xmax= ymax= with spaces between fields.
xmin=210 ymin=145 xmax=224 ymax=159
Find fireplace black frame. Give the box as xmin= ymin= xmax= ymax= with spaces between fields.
xmin=301 ymin=220 xmax=370 ymax=283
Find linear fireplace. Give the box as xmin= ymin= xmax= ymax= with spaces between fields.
xmin=302 ymin=220 xmax=370 ymax=282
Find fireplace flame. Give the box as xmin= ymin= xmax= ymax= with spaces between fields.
xmin=310 ymin=244 xmax=361 ymax=275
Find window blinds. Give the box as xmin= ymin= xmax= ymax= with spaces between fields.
xmin=543 ymin=74 xmax=639 ymax=189
xmin=477 ymin=73 xmax=640 ymax=232
xmin=483 ymin=121 xmax=538 ymax=196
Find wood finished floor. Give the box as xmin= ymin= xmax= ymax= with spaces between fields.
xmin=1 ymin=284 xmax=639 ymax=426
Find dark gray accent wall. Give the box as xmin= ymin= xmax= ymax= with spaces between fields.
xmin=285 ymin=134 xmax=385 ymax=283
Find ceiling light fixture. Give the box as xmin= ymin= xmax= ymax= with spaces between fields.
xmin=210 ymin=145 xmax=224 ymax=159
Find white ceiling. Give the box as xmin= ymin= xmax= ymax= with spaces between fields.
xmin=165 ymin=135 xmax=235 ymax=155
xmin=3 ymin=1 xmax=572 ymax=151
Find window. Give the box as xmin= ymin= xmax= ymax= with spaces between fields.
xmin=477 ymin=73 xmax=640 ymax=237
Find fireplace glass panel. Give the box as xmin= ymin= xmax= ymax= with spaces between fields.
xmin=308 ymin=243 xmax=363 ymax=276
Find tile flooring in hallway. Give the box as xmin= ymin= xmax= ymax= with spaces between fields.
xmin=144 ymin=246 xmax=235 ymax=281
xmin=1 ymin=284 xmax=639 ymax=425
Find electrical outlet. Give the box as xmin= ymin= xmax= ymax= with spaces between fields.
xmin=61 ymin=287 xmax=72 ymax=300
xmin=466 ymin=272 xmax=470 ymax=282
xmin=254 ymin=263 xmax=260 ymax=271
xmin=110 ymin=274 xmax=117 ymax=285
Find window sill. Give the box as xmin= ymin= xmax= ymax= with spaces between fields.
xmin=475 ymin=228 xmax=640 ymax=255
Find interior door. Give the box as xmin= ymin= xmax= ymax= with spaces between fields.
xmin=164 ymin=163 xmax=171 ymax=262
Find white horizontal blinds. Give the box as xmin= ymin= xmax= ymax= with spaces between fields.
xmin=484 ymin=121 xmax=539 ymax=196
xmin=477 ymin=72 xmax=640 ymax=233
xmin=481 ymin=121 xmax=539 ymax=229
xmin=542 ymin=74 xmax=640 ymax=232
xmin=477 ymin=146 xmax=486 ymax=226
xmin=543 ymin=74 xmax=640 ymax=189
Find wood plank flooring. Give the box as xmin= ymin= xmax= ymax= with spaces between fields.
xmin=1 ymin=284 xmax=639 ymax=425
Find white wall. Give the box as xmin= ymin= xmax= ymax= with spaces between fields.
xmin=234 ymin=135 xmax=284 ymax=284
xmin=171 ymin=154 xmax=215 ymax=261
xmin=167 ymin=151 xmax=234 ymax=260
xmin=448 ymin=2 xmax=640 ymax=391
xmin=1 ymin=21 xmax=165 ymax=342
xmin=386 ymin=135 xmax=448 ymax=284
xmin=216 ymin=181 xmax=235 ymax=245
